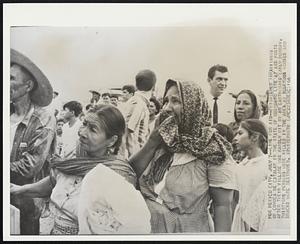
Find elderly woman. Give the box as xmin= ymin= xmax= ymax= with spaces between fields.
xmin=10 ymin=104 xmax=150 ymax=235
xmin=231 ymin=119 xmax=269 ymax=232
xmin=130 ymin=79 xmax=237 ymax=233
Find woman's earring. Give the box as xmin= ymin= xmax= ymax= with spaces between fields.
xmin=106 ymin=147 xmax=114 ymax=156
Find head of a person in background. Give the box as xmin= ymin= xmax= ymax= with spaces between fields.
xmin=86 ymin=104 xmax=93 ymax=112
xmin=233 ymin=119 xmax=268 ymax=155
xmin=121 ymin=85 xmax=135 ymax=102
xmin=110 ymin=94 xmax=119 ymax=107
xmin=149 ymin=96 xmax=161 ymax=118
xmin=53 ymin=91 xmax=59 ymax=99
xmin=207 ymin=64 xmax=229 ymax=98
xmin=212 ymin=123 xmax=234 ymax=143
xmin=260 ymin=90 xmax=269 ymax=116
xmin=61 ymin=101 xmax=83 ymax=123
xmin=101 ymin=93 xmax=111 ymax=104
xmin=90 ymin=90 xmax=101 ymax=103
xmin=234 ymin=89 xmax=260 ymax=123
xmin=79 ymin=112 xmax=85 ymax=121
xmin=135 ymin=69 xmax=156 ymax=92
xmin=78 ymin=104 xmax=126 ymax=157
xmin=56 ymin=118 xmax=65 ymax=136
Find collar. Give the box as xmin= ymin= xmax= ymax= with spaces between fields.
xmin=240 ymin=154 xmax=267 ymax=166
xmin=135 ymin=90 xmax=152 ymax=101
xmin=172 ymin=153 xmax=197 ymax=166
xmin=20 ymin=103 xmax=35 ymax=127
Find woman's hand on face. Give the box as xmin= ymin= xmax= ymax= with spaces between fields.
xmin=10 ymin=183 xmax=23 ymax=195
xmin=148 ymin=127 xmax=164 ymax=148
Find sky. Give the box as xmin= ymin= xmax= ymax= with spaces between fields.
xmin=11 ymin=25 xmax=274 ymax=107
xmin=7 ymin=4 xmax=295 ymax=109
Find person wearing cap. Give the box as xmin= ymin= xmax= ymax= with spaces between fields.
xmin=10 ymin=49 xmax=56 ymax=234
xmin=122 ymin=69 xmax=156 ymax=158
xmin=89 ymin=90 xmax=101 ymax=107
xmin=231 ymin=119 xmax=269 ymax=232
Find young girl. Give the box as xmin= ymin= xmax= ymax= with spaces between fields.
xmin=231 ymin=119 xmax=269 ymax=232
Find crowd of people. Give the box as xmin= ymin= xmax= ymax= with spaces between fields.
xmin=10 ymin=48 xmax=270 ymax=235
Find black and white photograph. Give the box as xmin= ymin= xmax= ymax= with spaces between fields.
xmin=3 ymin=3 xmax=297 ymax=241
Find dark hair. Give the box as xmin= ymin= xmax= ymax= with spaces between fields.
xmin=88 ymin=104 xmax=125 ymax=155
xmin=102 ymin=92 xmax=111 ymax=98
xmin=122 ymin=85 xmax=136 ymax=95
xmin=110 ymin=94 xmax=119 ymax=99
xmin=56 ymin=118 xmax=64 ymax=124
xmin=135 ymin=69 xmax=156 ymax=91
xmin=240 ymin=119 xmax=268 ymax=154
xmin=63 ymin=101 xmax=83 ymax=117
xmin=85 ymin=104 xmax=92 ymax=111
xmin=234 ymin=89 xmax=260 ymax=123
xmin=149 ymin=96 xmax=161 ymax=115
xmin=208 ymin=64 xmax=228 ymax=80
xmin=212 ymin=123 xmax=234 ymax=143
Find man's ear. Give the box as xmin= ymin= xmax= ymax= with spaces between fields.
xmin=207 ymin=78 xmax=211 ymax=83
xmin=26 ymin=79 xmax=35 ymax=92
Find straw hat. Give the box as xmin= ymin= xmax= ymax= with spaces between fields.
xmin=10 ymin=49 xmax=53 ymax=107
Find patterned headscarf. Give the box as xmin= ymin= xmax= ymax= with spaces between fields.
xmin=159 ymin=79 xmax=232 ymax=164
xmin=145 ymin=79 xmax=233 ymax=184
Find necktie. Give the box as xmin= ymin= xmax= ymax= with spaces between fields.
xmin=213 ymin=97 xmax=218 ymax=124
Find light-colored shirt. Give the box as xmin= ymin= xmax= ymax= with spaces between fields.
xmin=207 ymin=93 xmax=235 ymax=125
xmin=123 ymin=91 xmax=150 ymax=157
xmin=139 ymin=152 xmax=238 ymax=232
xmin=60 ymin=119 xmax=82 ymax=159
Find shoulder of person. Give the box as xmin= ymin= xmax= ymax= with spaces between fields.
xmin=32 ymin=105 xmax=56 ymax=128
xmin=127 ymin=95 xmax=139 ymax=105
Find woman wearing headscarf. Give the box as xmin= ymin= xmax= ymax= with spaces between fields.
xmin=11 ymin=104 xmax=151 ymax=234
xmin=228 ymin=90 xmax=261 ymax=163
xmin=130 ymin=79 xmax=237 ymax=233
xmin=231 ymin=119 xmax=269 ymax=232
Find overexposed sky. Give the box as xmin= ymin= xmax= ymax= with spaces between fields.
xmin=11 ymin=25 xmax=273 ymax=106
xmin=5 ymin=4 xmax=296 ymax=108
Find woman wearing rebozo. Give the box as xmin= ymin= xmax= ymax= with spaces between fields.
xmin=10 ymin=104 xmax=151 ymax=235
xmin=231 ymin=118 xmax=269 ymax=232
xmin=130 ymin=79 xmax=238 ymax=233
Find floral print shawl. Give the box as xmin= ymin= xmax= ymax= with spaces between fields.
xmin=145 ymin=79 xmax=233 ymax=184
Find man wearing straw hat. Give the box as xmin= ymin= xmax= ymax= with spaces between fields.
xmin=10 ymin=49 xmax=56 ymax=234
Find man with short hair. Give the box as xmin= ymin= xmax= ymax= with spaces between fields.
xmin=59 ymin=101 xmax=83 ymax=159
xmin=10 ymin=49 xmax=56 ymax=234
xmin=121 ymin=85 xmax=135 ymax=103
xmin=206 ymin=64 xmax=234 ymax=125
xmin=55 ymin=118 xmax=65 ymax=157
xmin=110 ymin=94 xmax=119 ymax=107
xmin=122 ymin=69 xmax=156 ymax=157
xmin=101 ymin=92 xmax=111 ymax=104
